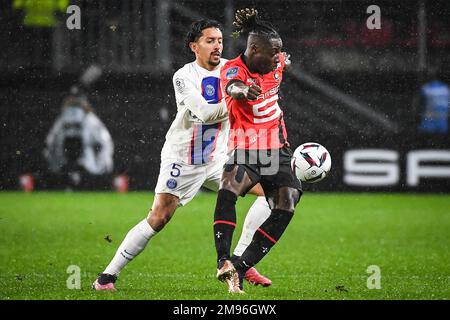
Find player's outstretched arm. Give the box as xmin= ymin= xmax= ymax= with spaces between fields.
xmin=183 ymin=89 xmax=228 ymax=123
xmin=227 ymin=80 xmax=261 ymax=101
xmin=173 ymin=74 xmax=228 ymax=123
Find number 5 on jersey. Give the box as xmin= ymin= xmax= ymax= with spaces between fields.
xmin=170 ymin=163 xmax=182 ymax=177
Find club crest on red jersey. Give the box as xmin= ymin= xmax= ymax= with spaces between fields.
xmin=225 ymin=67 xmax=239 ymax=79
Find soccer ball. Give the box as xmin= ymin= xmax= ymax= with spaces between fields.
xmin=291 ymin=142 xmax=331 ymax=183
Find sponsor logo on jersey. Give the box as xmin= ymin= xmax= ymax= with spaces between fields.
xmin=225 ymin=67 xmax=239 ymax=79
xmin=256 ymin=85 xmax=280 ymax=100
xmin=175 ymin=78 xmax=185 ymax=93
xmin=274 ymin=72 xmax=279 ymax=80
xmin=166 ymin=178 xmax=177 ymax=189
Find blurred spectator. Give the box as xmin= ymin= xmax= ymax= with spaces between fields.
xmin=44 ymin=90 xmax=114 ymax=186
xmin=415 ymin=67 xmax=450 ymax=134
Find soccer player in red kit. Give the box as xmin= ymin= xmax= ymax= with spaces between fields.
xmin=213 ymin=8 xmax=302 ymax=293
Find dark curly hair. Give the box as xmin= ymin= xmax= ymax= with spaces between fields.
xmin=185 ymin=19 xmax=223 ymax=53
xmin=232 ymin=8 xmax=279 ymax=41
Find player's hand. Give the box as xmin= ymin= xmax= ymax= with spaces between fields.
xmin=282 ymin=52 xmax=291 ymax=71
xmin=227 ymin=81 xmax=260 ymax=100
xmin=246 ymin=84 xmax=262 ymax=101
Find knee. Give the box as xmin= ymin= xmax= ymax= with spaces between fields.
xmin=220 ymin=167 xmax=240 ymax=194
xmin=147 ymin=200 xmax=177 ymax=231
xmin=274 ymin=188 xmax=302 ymax=212
xmin=219 ymin=177 xmax=242 ymax=197
xmin=219 ymin=180 xmax=239 ymax=195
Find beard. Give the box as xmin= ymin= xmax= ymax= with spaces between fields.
xmin=208 ymin=58 xmax=221 ymax=67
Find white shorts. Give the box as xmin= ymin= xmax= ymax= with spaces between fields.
xmin=154 ymin=156 xmax=227 ymax=206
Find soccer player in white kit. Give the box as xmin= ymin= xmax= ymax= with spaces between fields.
xmin=93 ymin=20 xmax=272 ymax=291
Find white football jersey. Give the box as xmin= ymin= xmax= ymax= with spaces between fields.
xmin=161 ymin=59 xmax=230 ymax=164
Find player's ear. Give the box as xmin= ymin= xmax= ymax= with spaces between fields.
xmin=189 ymin=42 xmax=197 ymax=53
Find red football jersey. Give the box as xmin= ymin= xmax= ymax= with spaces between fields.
xmin=221 ymin=53 xmax=288 ymax=150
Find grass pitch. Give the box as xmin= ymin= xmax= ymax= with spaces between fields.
xmin=0 ymin=192 xmax=449 ymax=300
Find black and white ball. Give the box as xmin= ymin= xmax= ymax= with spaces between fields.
xmin=292 ymin=142 xmax=331 ymax=183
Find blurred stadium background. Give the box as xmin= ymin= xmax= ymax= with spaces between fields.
xmin=0 ymin=0 xmax=449 ymax=301
xmin=1 ymin=0 xmax=449 ymax=192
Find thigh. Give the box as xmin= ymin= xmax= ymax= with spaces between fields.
xmin=155 ymin=159 xmax=206 ymax=206
xmin=260 ymin=162 xmax=302 ymax=194
xmin=204 ymin=158 xmax=266 ymax=199
xmin=260 ymin=162 xmax=303 ymax=211
xmin=220 ymin=164 xmax=257 ymax=197
xmin=203 ymin=158 xmax=227 ymax=192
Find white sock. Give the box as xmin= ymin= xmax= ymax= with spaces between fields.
xmin=103 ymin=219 xmax=157 ymax=276
xmin=233 ymin=196 xmax=271 ymax=257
